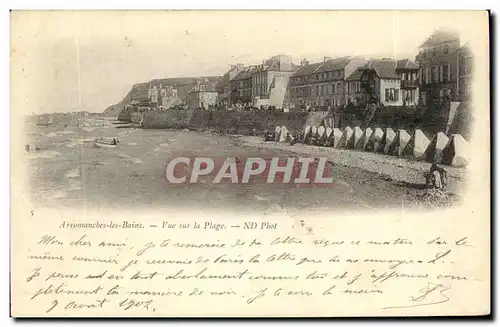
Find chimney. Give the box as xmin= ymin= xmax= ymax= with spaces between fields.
xmin=300 ymin=58 xmax=310 ymax=66
xmin=324 ymin=56 xmax=331 ymax=63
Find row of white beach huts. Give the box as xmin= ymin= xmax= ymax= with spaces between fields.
xmin=273 ymin=125 xmax=470 ymax=168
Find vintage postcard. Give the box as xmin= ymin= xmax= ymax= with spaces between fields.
xmin=10 ymin=10 xmax=490 ymax=317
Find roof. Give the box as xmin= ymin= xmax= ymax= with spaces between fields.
xmin=315 ymin=57 xmax=352 ymax=73
xmin=361 ymin=59 xmax=399 ymax=79
xmin=189 ymin=82 xmax=217 ymax=93
xmin=396 ymin=59 xmax=419 ymax=70
xmin=292 ymin=62 xmax=323 ymax=77
xmin=345 ymin=68 xmax=363 ymax=81
xmin=264 ymin=60 xmax=280 ymax=71
xmin=232 ymin=67 xmax=255 ymax=81
xmin=421 ymin=29 xmax=460 ymax=48
xmin=215 ymin=77 xmax=225 ymax=88
xmin=458 ymin=42 xmax=472 ymax=53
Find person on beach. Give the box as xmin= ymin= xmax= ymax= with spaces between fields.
xmin=429 ymin=163 xmax=448 ymax=190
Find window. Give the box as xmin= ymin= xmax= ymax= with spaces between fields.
xmin=465 ymin=83 xmax=471 ymax=95
xmin=401 ymin=72 xmax=406 ymax=81
xmin=337 ymin=83 xmax=343 ymax=94
xmin=316 ymin=85 xmax=319 ymax=96
xmin=444 ymin=45 xmax=449 ymax=54
xmin=423 ymin=51 xmax=426 ymax=59
xmin=384 ymin=88 xmax=399 ymax=102
xmin=332 ymin=83 xmax=336 ymax=94
xmin=433 ymin=48 xmax=436 ymax=56
xmin=442 ymin=64 xmax=450 ymax=82
xmin=464 ymin=56 xmax=472 ymax=74
xmin=403 ymin=89 xmax=415 ymax=103
xmin=431 ymin=66 xmax=439 ymax=83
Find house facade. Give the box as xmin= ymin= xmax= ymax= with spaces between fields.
xmin=230 ymin=66 xmax=254 ymax=105
xmin=358 ymin=58 xmax=420 ymax=107
xmin=288 ymin=56 xmax=367 ymax=110
xmin=228 ymin=55 xmax=297 ymax=108
xmin=250 ymin=55 xmax=296 ymax=108
xmin=457 ymin=43 xmax=472 ymax=102
xmin=148 ymin=84 xmax=160 ymax=105
xmin=415 ymin=29 xmax=461 ymax=105
xmin=187 ymin=84 xmax=218 ymax=110
xmin=159 ymin=86 xmax=181 ymax=109
xmin=344 ymin=69 xmax=364 ymax=105
xmin=148 ymin=84 xmax=181 ymax=109
xmin=217 ymin=64 xmax=245 ymax=107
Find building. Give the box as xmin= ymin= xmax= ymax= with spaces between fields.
xmin=148 ymin=84 xmax=182 ymax=109
xmin=148 ymin=84 xmax=160 ymax=105
xmin=287 ymin=59 xmax=322 ymax=109
xmin=186 ymin=83 xmax=218 ymax=110
xmin=228 ymin=55 xmax=297 ymax=108
xmin=344 ymin=68 xmax=364 ymax=105
xmin=159 ymin=86 xmax=181 ymax=109
xmin=457 ymin=43 xmax=472 ymax=102
xmin=217 ymin=64 xmax=245 ymax=107
xmin=230 ymin=66 xmax=256 ymax=105
xmin=250 ymin=55 xmax=297 ymax=108
xmin=415 ymin=29 xmax=461 ymax=105
xmin=288 ymin=56 xmax=367 ymax=110
xmin=357 ymin=58 xmax=420 ymax=107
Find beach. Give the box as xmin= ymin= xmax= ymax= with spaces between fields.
xmin=23 ymin=116 xmax=465 ymax=214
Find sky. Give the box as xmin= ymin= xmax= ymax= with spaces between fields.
xmin=10 ymin=10 xmax=486 ymax=114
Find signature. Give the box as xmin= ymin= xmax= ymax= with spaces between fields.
xmin=383 ymin=282 xmax=451 ymax=310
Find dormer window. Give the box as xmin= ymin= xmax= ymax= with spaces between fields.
xmin=444 ymin=45 xmax=449 ymax=54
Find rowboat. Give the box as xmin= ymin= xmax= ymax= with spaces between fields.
xmin=94 ymin=137 xmax=119 ymax=148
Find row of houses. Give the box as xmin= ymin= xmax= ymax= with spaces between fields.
xmin=148 ymin=29 xmax=473 ymax=111
xmin=216 ymin=29 xmax=472 ymax=111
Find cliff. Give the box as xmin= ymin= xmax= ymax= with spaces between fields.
xmin=102 ymin=76 xmax=221 ymax=117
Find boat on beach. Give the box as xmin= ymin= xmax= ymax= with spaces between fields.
xmin=36 ymin=115 xmax=54 ymax=126
xmin=94 ymin=137 xmax=119 ymax=148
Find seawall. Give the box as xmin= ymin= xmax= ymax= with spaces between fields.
xmin=142 ymin=110 xmax=316 ymax=135
xmin=140 ymin=104 xmax=471 ymax=140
